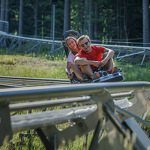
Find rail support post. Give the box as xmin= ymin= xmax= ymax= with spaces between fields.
xmin=0 ymin=104 xmax=12 ymax=147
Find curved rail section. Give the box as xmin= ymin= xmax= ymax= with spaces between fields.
xmin=0 ymin=32 xmax=63 ymax=54
xmin=0 ymin=81 xmax=150 ymax=149
xmin=0 ymin=31 xmax=150 ymax=65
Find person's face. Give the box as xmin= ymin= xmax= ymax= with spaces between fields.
xmin=67 ymin=39 xmax=78 ymax=50
xmin=78 ymin=38 xmax=91 ymax=52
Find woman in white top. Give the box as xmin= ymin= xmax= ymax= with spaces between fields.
xmin=65 ymin=36 xmax=83 ymax=81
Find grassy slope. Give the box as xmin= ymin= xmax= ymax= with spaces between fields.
xmin=0 ymin=55 xmax=67 ymax=79
xmin=0 ymin=54 xmax=150 ymax=81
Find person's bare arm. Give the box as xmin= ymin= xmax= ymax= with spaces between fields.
xmin=66 ymin=62 xmax=73 ymax=79
xmin=74 ymin=56 xmax=101 ymax=67
xmin=99 ymin=48 xmax=114 ymax=68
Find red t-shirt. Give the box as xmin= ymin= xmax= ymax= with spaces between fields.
xmin=75 ymin=45 xmax=105 ymax=70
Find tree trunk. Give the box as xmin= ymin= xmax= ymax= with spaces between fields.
xmin=63 ymin=0 xmax=70 ymax=32
xmin=143 ymin=0 xmax=149 ymax=46
xmin=89 ymin=0 xmax=93 ymax=39
xmin=79 ymin=0 xmax=84 ymax=34
xmin=123 ymin=0 xmax=128 ymax=42
xmin=18 ymin=0 xmax=23 ymax=35
xmin=34 ymin=0 xmax=38 ymax=37
xmin=5 ymin=0 xmax=8 ymax=22
xmin=94 ymin=2 xmax=98 ymax=39
xmin=116 ymin=0 xmax=119 ymax=40
xmin=83 ymin=0 xmax=89 ymax=34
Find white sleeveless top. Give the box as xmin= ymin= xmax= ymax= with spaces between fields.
xmin=67 ymin=52 xmax=74 ymax=63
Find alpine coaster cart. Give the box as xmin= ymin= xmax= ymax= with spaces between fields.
xmin=62 ymin=30 xmax=125 ymax=83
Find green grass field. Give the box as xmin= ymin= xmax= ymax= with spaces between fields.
xmin=0 ymin=54 xmax=67 ymax=79
xmin=0 ymin=54 xmax=150 ymax=81
xmin=0 ymin=54 xmax=150 ymax=150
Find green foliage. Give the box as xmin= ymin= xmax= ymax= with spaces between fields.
xmin=0 ymin=131 xmax=45 ymax=150
xmin=7 ymin=0 xmax=143 ymax=43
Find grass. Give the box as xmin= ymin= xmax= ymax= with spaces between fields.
xmin=0 ymin=54 xmax=67 ymax=79
xmin=116 ymin=61 xmax=150 ymax=82
xmin=0 ymin=54 xmax=150 ymax=150
xmin=0 ymin=54 xmax=150 ymax=81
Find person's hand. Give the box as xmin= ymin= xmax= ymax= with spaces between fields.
xmin=98 ymin=59 xmax=107 ymax=68
xmin=92 ymin=61 xmax=101 ymax=68
xmin=67 ymin=73 xmax=73 ymax=79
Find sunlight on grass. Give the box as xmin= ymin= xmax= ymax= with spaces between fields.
xmin=0 ymin=55 xmax=67 ymax=79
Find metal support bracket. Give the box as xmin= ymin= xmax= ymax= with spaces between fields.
xmin=0 ymin=104 xmax=12 ymax=146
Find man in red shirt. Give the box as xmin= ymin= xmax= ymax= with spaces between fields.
xmin=74 ymin=35 xmax=117 ymax=79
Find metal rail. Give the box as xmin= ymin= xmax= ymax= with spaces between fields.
xmin=0 ymin=32 xmax=63 ymax=54
xmin=0 ymin=81 xmax=150 ymax=149
xmin=0 ymin=83 xmax=22 ymax=88
xmin=0 ymin=32 xmax=150 ymax=64
xmin=0 ymin=32 xmax=61 ymax=44
xmin=0 ymin=81 xmax=149 ymax=102
xmin=9 ymin=96 xmax=92 ymax=111
xmin=9 ymin=90 xmax=134 ymax=112
xmin=0 ymin=76 xmax=70 ymax=86
xmin=94 ymin=43 xmax=150 ymax=65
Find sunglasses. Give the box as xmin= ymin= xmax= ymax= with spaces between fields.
xmin=80 ymin=41 xmax=89 ymax=48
